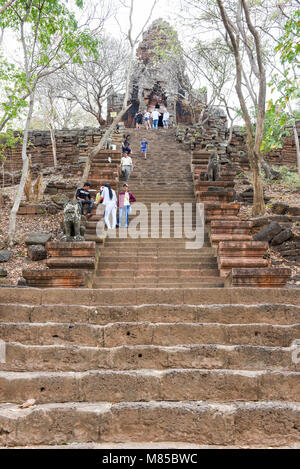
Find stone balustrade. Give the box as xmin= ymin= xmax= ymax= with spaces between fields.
xmin=209 ymin=220 xmax=253 ymax=247
xmin=226 ymin=267 xmax=292 ymax=287
xmin=218 ymin=241 xmax=269 ymax=277
xmin=22 ymin=241 xmax=98 ymax=288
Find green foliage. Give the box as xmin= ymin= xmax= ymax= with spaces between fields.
xmin=262 ymin=9 xmax=300 ymax=155
xmin=0 ymin=0 xmax=98 ymax=131
xmin=275 ymin=10 xmax=300 ymax=65
xmin=0 ymin=128 xmax=22 ymax=161
xmin=261 ymin=103 xmax=293 ymax=153
xmin=152 ymin=20 xmax=182 ymax=64
xmin=272 ymin=165 xmax=300 ymax=188
xmin=0 ymin=0 xmax=99 ymax=67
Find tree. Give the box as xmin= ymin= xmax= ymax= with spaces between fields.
xmin=215 ymin=0 xmax=267 ymax=216
xmin=60 ymin=35 xmax=129 ymax=126
xmin=79 ymin=0 xmax=159 ymax=187
xmin=0 ymin=0 xmax=16 ymax=14
xmin=0 ymin=0 xmax=99 ymax=245
xmin=263 ymin=7 xmax=300 ymax=177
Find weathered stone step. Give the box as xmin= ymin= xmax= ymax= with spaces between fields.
xmin=1 ymin=343 xmax=298 ymax=372
xmin=0 ymin=401 xmax=299 ymax=447
xmin=1 ymin=287 xmax=299 ymax=307
xmin=0 ymin=322 xmax=299 ymax=347
xmin=0 ymin=369 xmax=299 ymax=405
xmin=104 ymin=237 xmax=209 ymax=245
xmin=8 ymin=303 xmax=297 ymax=325
xmin=97 ymin=269 xmax=219 ymax=278
xmin=126 ymin=197 xmax=196 ymax=201
xmin=93 ymin=281 xmax=224 ymax=289
xmin=98 ymin=256 xmax=217 ymax=264
xmin=46 ymin=257 xmax=95 ymax=269
xmin=102 ymin=247 xmax=215 ymax=255
xmin=131 ymin=190 xmax=195 ymax=195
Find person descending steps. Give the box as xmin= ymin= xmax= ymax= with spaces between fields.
xmin=140 ymin=137 xmax=149 ymax=159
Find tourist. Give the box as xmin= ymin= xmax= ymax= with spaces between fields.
xmin=140 ymin=137 xmax=149 ymax=159
xmin=135 ymin=110 xmax=143 ymax=129
xmin=151 ymin=109 xmax=161 ymax=129
xmin=97 ymin=184 xmax=117 ymax=230
xmin=76 ymin=182 xmax=94 ymax=217
xmin=144 ymin=110 xmax=151 ymax=129
xmin=120 ymin=152 xmax=134 ymax=181
xmin=122 ymin=134 xmax=132 ymax=155
xmin=118 ymin=183 xmax=136 ymax=228
xmin=163 ymin=109 xmax=170 ymax=129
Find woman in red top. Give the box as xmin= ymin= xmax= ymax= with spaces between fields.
xmin=117 ymin=184 xmax=136 ymax=228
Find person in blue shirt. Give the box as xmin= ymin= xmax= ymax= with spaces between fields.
xmin=140 ymin=137 xmax=149 ymax=159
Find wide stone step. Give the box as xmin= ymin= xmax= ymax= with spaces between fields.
xmin=1 ymin=343 xmax=298 ymax=372
xmin=97 ymin=264 xmax=219 ymax=272
xmin=0 ymin=369 xmax=299 ymax=405
xmin=93 ymin=281 xmax=224 ymax=289
xmin=1 ymin=287 xmax=299 ymax=307
xmin=131 ymin=191 xmax=195 ymax=195
xmin=0 ymin=322 xmax=299 ymax=347
xmin=104 ymin=237 xmax=210 ymax=245
xmin=0 ymin=401 xmax=299 ymax=447
xmin=46 ymin=257 xmax=95 ymax=269
xmin=102 ymin=248 xmax=215 ymax=255
xmin=97 ymin=269 xmax=220 ymax=278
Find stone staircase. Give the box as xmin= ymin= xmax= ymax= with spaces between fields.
xmin=94 ymin=129 xmax=223 ymax=288
xmin=0 ymin=129 xmax=299 ymax=448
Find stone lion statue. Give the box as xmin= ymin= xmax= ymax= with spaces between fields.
xmin=206 ymin=152 xmax=234 ymax=181
xmin=61 ymin=201 xmax=86 ymax=242
xmin=207 ymin=152 xmax=219 ymax=181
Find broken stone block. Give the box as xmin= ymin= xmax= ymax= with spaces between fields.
xmin=0 ymin=250 xmax=11 ymax=263
xmin=253 ymin=222 xmax=282 ymax=242
xmin=25 ymin=232 xmax=52 ymax=246
xmin=227 ymin=267 xmax=291 ymax=287
xmin=47 ymin=204 xmax=59 ymax=215
xmin=271 ymin=229 xmax=293 ymax=246
xmin=271 ymin=202 xmax=289 ymax=215
xmin=27 ymin=244 xmax=47 ymax=261
xmin=51 ymin=193 xmax=69 ymax=208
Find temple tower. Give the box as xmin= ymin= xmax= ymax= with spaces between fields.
xmin=107 ymin=19 xmax=206 ymax=127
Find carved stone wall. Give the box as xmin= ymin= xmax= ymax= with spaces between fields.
xmin=2 ymin=128 xmax=110 ymax=185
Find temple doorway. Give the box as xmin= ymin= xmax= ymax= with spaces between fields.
xmin=147 ymin=83 xmax=167 ymax=114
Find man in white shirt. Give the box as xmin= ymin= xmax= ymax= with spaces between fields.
xmin=163 ymin=110 xmax=170 ymax=129
xmin=151 ymin=109 xmax=161 ymax=129
xmin=120 ymin=154 xmax=133 ymax=181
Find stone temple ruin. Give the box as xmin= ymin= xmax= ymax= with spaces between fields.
xmin=107 ymin=19 xmax=206 ymax=127
xmin=0 ymin=20 xmax=299 ymax=449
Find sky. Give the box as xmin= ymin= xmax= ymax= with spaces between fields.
xmin=87 ymin=0 xmax=185 ymax=45
xmin=1 ymin=0 xmax=297 ymax=128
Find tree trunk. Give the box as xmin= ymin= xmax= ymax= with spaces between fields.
xmin=78 ymin=46 xmax=135 ymax=190
xmin=8 ymin=91 xmax=35 ymax=246
xmin=173 ymin=100 xmax=177 ymax=125
xmin=288 ymin=111 xmax=300 ymax=178
xmin=78 ymin=104 xmax=131 ymax=189
xmin=49 ymin=122 xmax=57 ymax=168
xmin=293 ymin=122 xmax=300 ymax=178
xmin=249 ymin=147 xmax=265 ymax=216
xmin=227 ymin=119 xmax=234 ymax=146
